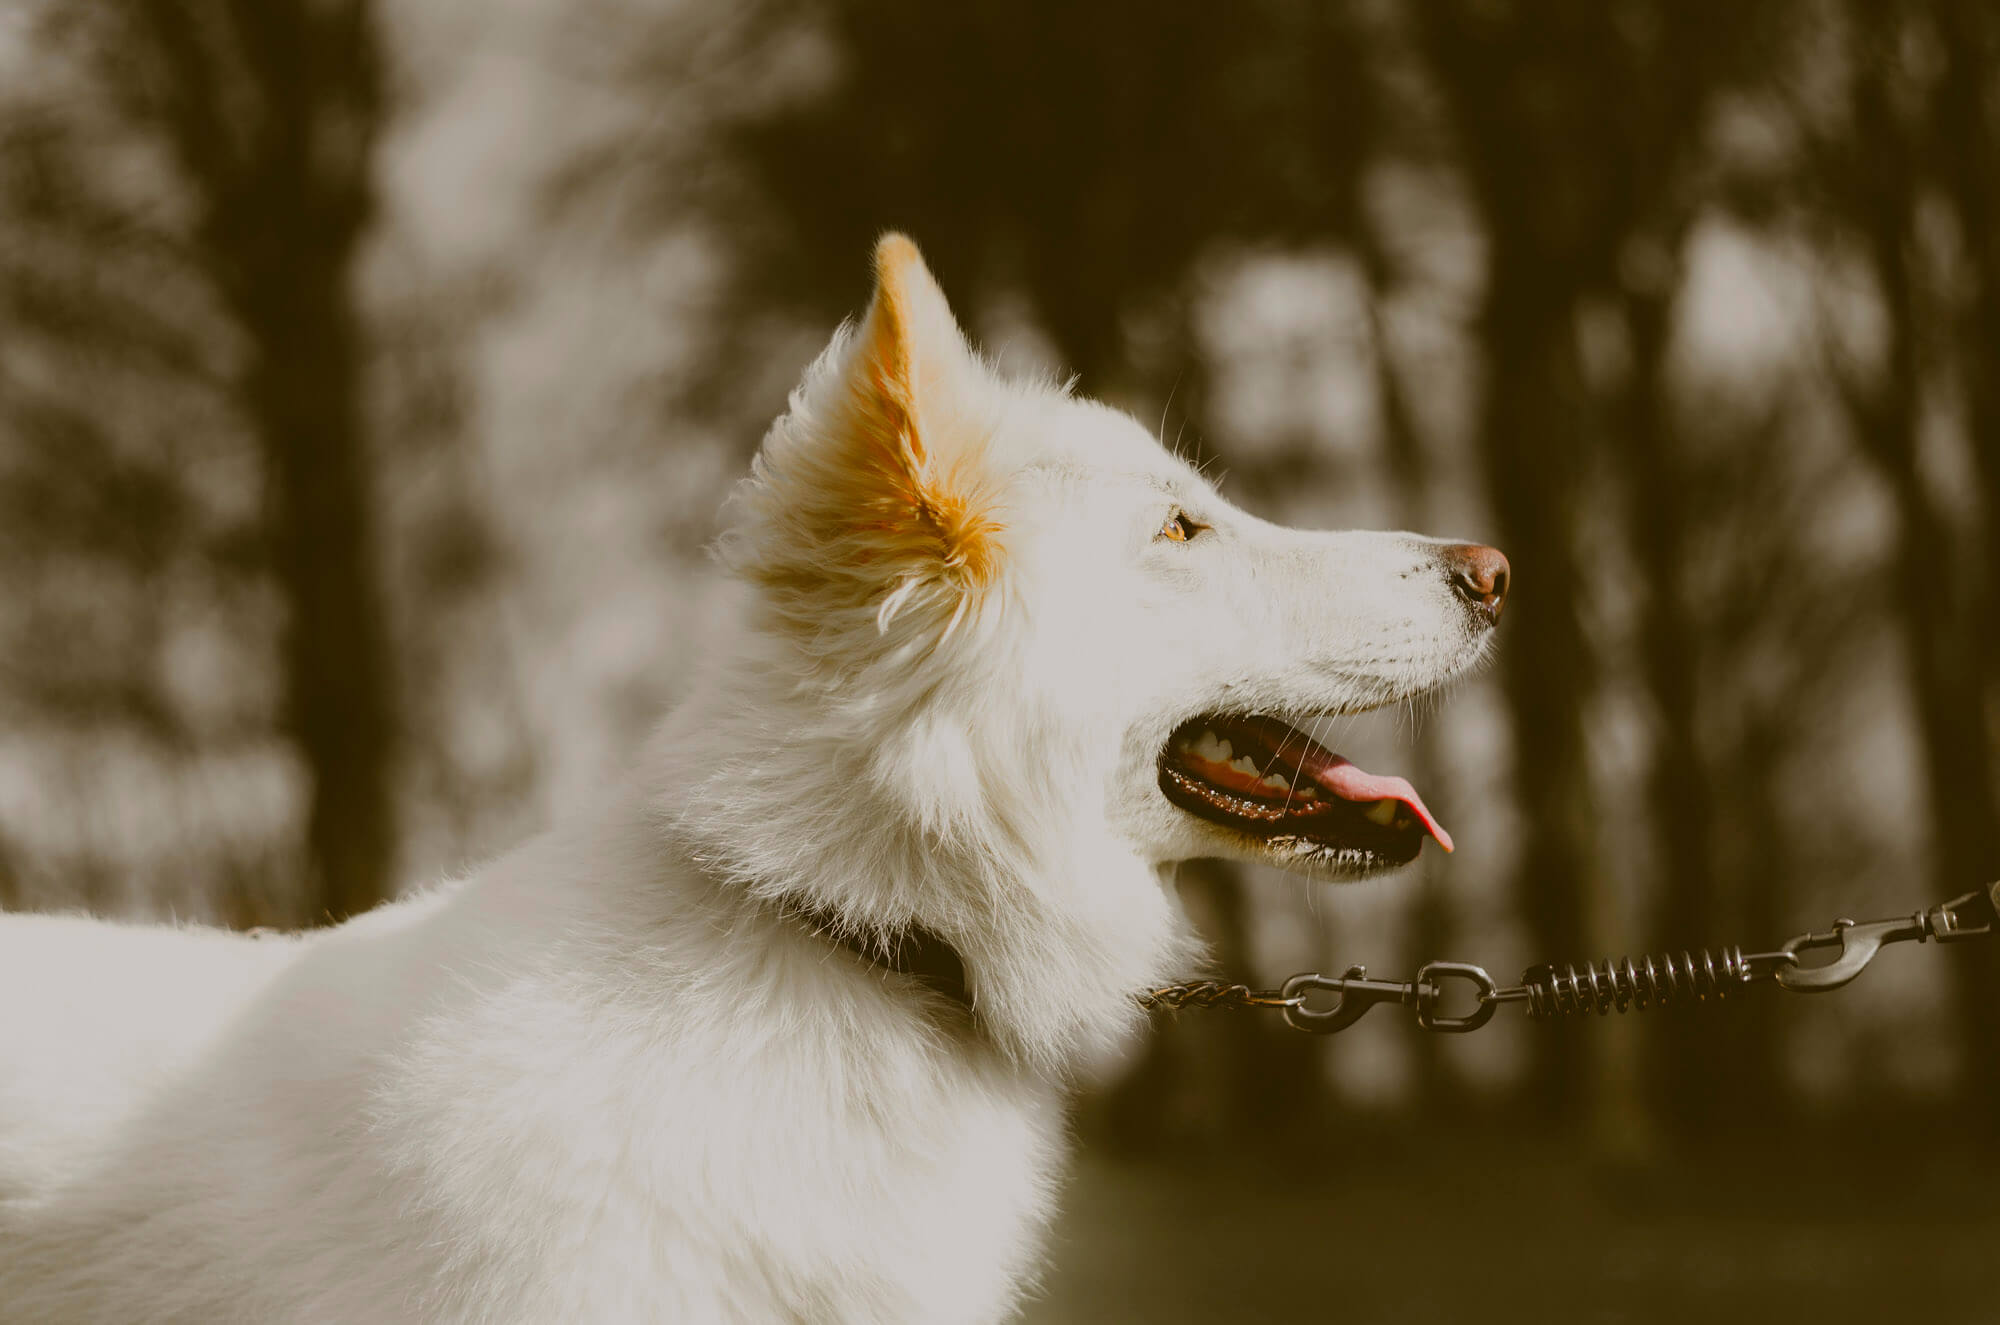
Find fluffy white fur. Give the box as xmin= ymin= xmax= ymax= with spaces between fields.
xmin=0 ymin=236 xmax=1495 ymax=1322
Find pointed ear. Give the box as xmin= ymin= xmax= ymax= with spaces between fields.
xmin=855 ymin=233 xmax=979 ymax=430
xmin=732 ymin=234 xmax=1005 ymax=642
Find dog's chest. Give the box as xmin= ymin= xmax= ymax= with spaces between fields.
xmin=661 ymin=1039 xmax=1066 ymax=1322
xmin=379 ymin=976 xmax=1070 ymax=1323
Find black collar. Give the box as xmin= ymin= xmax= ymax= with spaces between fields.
xmin=790 ymin=902 xmax=976 ymax=1021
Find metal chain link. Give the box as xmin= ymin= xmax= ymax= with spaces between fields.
xmin=1137 ymin=880 xmax=2000 ymax=1036
xmin=1135 ymin=980 xmax=1301 ymax=1013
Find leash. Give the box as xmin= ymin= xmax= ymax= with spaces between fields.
xmin=1138 ymin=880 xmax=2000 ymax=1035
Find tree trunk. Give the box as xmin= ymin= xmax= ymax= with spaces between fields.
xmin=1932 ymin=2 xmax=2000 ymax=689
xmin=1620 ymin=277 xmax=1740 ymax=1132
xmin=1932 ymin=6 xmax=2000 ymax=1121
xmin=1478 ymin=267 xmax=1601 ymax=1122
xmin=135 ymin=0 xmax=396 ymax=922
xmin=243 ymin=264 xmax=395 ymax=922
xmin=1845 ymin=29 xmax=2000 ymax=1118
xmin=1412 ymin=1 xmax=1628 ymax=1126
xmin=0 ymin=832 xmax=17 ymax=911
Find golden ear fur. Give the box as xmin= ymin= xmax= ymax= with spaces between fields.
xmin=735 ymin=234 xmax=1004 ymax=641
xmin=843 ymin=235 xmax=1003 ymax=592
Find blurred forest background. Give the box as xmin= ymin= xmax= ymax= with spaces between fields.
xmin=3 ymin=0 xmax=1998 ymax=1320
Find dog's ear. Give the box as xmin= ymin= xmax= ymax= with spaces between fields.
xmin=733 ymin=234 xmax=1004 ymax=642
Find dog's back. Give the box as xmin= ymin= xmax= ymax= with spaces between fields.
xmin=0 ymin=914 xmax=307 ymax=1206
xmin=0 ymin=818 xmax=1060 ymax=1322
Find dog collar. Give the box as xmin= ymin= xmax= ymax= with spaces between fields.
xmin=788 ymin=902 xmax=976 ymax=1021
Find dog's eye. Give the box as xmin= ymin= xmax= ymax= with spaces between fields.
xmin=1158 ymin=511 xmax=1207 ymax=543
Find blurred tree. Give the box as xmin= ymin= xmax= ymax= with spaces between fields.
xmin=1822 ymin=3 xmax=2000 ymax=1118
xmin=1692 ymin=403 xmax=1870 ymax=1123
xmin=1 ymin=51 xmax=257 ymax=915
xmin=723 ymin=0 xmax=1376 ymax=389
xmin=50 ymin=0 xmax=398 ymax=922
xmin=1930 ymin=3 xmax=2000 ymax=689
xmin=0 ymin=93 xmax=207 ymax=733
xmin=1608 ymin=3 xmax=1802 ymax=1135
xmin=1620 ymin=249 xmax=1737 ymax=1138
xmin=1414 ymin=0 xmax=1656 ymax=1128
xmin=1932 ymin=2 xmax=2000 ymax=1118
xmin=1416 ymin=0 xmax=1777 ymax=1133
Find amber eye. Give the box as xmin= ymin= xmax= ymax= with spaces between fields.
xmin=1159 ymin=511 xmax=1206 ymax=543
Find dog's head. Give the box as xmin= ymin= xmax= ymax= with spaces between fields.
xmin=720 ymin=235 xmax=1503 ymax=887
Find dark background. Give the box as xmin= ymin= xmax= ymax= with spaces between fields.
xmin=3 ymin=2 xmax=1997 ymax=1320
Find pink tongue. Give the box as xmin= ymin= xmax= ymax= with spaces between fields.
xmin=1309 ymin=756 xmax=1455 ymax=853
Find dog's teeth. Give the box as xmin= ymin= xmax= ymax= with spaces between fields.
xmin=1363 ymin=799 xmax=1399 ymax=826
xmin=1189 ymin=731 xmax=1234 ymax=763
xmin=1258 ymin=774 xmax=1292 ymax=793
xmin=1229 ymin=756 xmax=1262 ymax=778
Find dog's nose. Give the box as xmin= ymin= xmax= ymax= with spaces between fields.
xmin=1441 ymin=544 xmax=1510 ymax=623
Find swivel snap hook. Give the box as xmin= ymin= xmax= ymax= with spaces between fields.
xmin=1412 ymin=961 xmax=1499 ymax=1032
xmin=1278 ymin=962 xmax=1501 ymax=1033
xmin=1776 ymin=914 xmax=1925 ymax=992
xmin=1281 ymin=966 xmax=1420 ymax=1034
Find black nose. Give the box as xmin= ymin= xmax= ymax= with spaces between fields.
xmin=1441 ymin=543 xmax=1510 ymax=623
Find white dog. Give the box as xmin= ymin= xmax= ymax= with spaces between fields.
xmin=0 ymin=236 xmax=1506 ymax=1322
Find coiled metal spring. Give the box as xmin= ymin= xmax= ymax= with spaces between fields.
xmin=1519 ymin=947 xmax=1753 ymax=1019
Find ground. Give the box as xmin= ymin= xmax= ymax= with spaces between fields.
xmin=1028 ymin=1127 xmax=2000 ymax=1324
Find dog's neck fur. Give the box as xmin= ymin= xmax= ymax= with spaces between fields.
xmin=647 ymin=614 xmax=1202 ymax=1077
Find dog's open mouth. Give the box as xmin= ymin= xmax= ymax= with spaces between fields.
xmin=1159 ymin=714 xmax=1452 ymax=866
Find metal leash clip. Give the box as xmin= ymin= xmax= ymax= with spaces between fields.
xmin=1777 ymin=880 xmax=2000 ymax=993
xmin=1279 ymin=962 xmax=1498 ymax=1034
